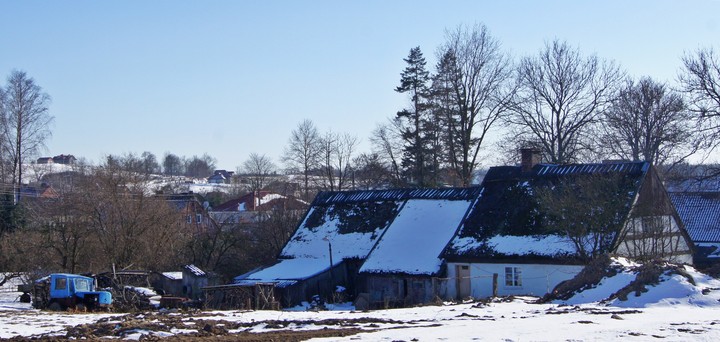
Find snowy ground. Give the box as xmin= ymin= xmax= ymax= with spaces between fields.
xmin=3 ymin=262 xmax=720 ymax=341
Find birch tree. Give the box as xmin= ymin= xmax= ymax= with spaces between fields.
xmin=0 ymin=70 xmax=53 ymax=188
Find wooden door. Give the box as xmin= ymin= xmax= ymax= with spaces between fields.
xmin=456 ymin=265 xmax=471 ymax=299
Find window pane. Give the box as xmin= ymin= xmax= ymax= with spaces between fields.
xmin=56 ymin=278 xmax=66 ymax=290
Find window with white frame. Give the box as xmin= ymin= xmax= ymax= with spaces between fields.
xmin=505 ymin=267 xmax=522 ymax=287
xmin=196 ymin=214 xmax=202 ymax=224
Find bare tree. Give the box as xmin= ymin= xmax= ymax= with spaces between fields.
xmin=80 ymin=162 xmax=189 ymax=271
xmin=0 ymin=70 xmax=53 ymax=190
xmin=508 ymin=40 xmax=623 ymax=164
xmin=679 ymin=47 xmax=720 ymax=148
xmin=352 ymin=153 xmax=393 ymax=190
xmin=371 ymin=121 xmax=404 ymax=186
xmin=241 ymin=153 xmax=276 ymax=192
xmin=600 ymin=77 xmax=698 ymax=167
xmin=319 ymin=131 xmax=358 ymax=191
xmin=24 ymin=173 xmax=93 ymax=273
xmin=283 ymin=119 xmax=321 ymax=201
xmin=434 ymin=23 xmax=515 ymax=186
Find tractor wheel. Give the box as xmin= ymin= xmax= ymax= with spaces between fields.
xmin=48 ymin=302 xmax=63 ymax=311
xmin=75 ymin=303 xmax=87 ymax=312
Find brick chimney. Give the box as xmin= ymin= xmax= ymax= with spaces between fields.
xmin=520 ymin=148 xmax=542 ymax=173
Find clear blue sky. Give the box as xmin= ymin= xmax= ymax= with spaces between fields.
xmin=1 ymin=1 xmax=718 ymax=170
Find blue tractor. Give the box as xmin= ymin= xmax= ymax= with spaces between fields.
xmin=32 ymin=273 xmax=112 ymax=311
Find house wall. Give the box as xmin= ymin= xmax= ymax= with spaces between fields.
xmin=361 ymin=275 xmax=446 ymax=308
xmin=445 ymin=263 xmax=585 ymax=299
xmin=159 ymin=278 xmax=183 ymax=296
xmin=617 ymin=216 xmax=693 ymax=264
xmin=277 ymin=262 xmax=350 ymax=307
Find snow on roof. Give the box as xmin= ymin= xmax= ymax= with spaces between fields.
xmin=162 ymin=272 xmax=183 ymax=280
xmin=445 ymin=162 xmax=648 ymax=261
xmin=183 ymin=264 xmax=206 ymax=277
xmin=234 ymin=258 xmax=338 ymax=286
xmin=280 ymin=202 xmax=399 ymax=260
xmin=451 ymin=234 xmax=578 ymax=257
xmin=669 ymin=192 xmax=720 ymax=243
xmin=360 ymin=199 xmax=472 ymax=275
xmin=259 ymin=193 xmax=285 ymax=206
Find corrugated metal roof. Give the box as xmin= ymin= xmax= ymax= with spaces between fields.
xmin=670 ymin=192 xmax=720 ymax=243
xmin=184 ymin=264 xmax=206 ymax=277
xmin=234 ymin=279 xmax=297 ymax=288
xmin=311 ymin=187 xmax=483 ymax=205
xmin=534 ymin=161 xmax=648 ymax=177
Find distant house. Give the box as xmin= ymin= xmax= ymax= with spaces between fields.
xmin=442 ymin=150 xmax=692 ymax=300
xmin=670 ymin=192 xmax=720 ymax=266
xmin=36 ymin=157 xmax=54 ymax=164
xmin=52 ymin=154 xmax=77 ymax=165
xmin=19 ymin=184 xmax=59 ymax=200
xmin=163 ymin=192 xmax=213 ymax=233
xmin=207 ymin=170 xmax=234 ymax=184
xmin=209 ymin=191 xmax=307 ymax=228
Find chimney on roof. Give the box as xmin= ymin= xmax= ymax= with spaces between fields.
xmin=520 ymin=148 xmax=542 ymax=173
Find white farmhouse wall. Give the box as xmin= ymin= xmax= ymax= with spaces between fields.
xmin=446 ymin=263 xmax=585 ymax=299
xmin=617 ymin=216 xmax=693 ymax=264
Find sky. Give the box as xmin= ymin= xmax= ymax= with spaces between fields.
xmin=1 ymin=1 xmax=719 ymax=170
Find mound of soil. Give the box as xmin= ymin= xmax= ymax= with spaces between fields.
xmin=538 ymin=255 xmax=620 ymax=303
xmin=603 ymin=262 xmax=695 ymax=304
xmin=540 ymin=256 xmax=698 ymax=305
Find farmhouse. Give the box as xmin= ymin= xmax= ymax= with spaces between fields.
xmin=442 ymin=150 xmax=693 ymax=299
xmin=218 ymin=150 xmax=693 ymax=309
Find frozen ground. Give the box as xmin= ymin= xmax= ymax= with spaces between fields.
xmin=2 ymin=262 xmax=720 ymax=340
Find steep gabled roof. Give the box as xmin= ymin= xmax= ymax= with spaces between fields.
xmin=359 ymin=198 xmax=474 ymax=276
xmin=669 ymin=192 xmax=720 ymax=243
xmin=238 ymin=187 xmax=482 ymax=283
xmin=443 ymin=162 xmax=650 ymax=262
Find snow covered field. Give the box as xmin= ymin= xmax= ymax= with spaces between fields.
xmin=3 ymin=262 xmax=720 ymax=341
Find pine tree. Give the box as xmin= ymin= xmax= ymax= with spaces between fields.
xmin=395 ymin=47 xmax=433 ymax=186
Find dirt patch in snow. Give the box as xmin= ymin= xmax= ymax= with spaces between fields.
xmin=3 ymin=311 xmax=411 ymax=341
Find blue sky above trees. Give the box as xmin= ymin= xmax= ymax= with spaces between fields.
xmin=0 ymin=0 xmax=718 ymax=169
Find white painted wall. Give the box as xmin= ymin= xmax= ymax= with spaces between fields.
xmin=446 ymin=263 xmax=585 ymax=299
xmin=617 ymin=216 xmax=693 ymax=264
